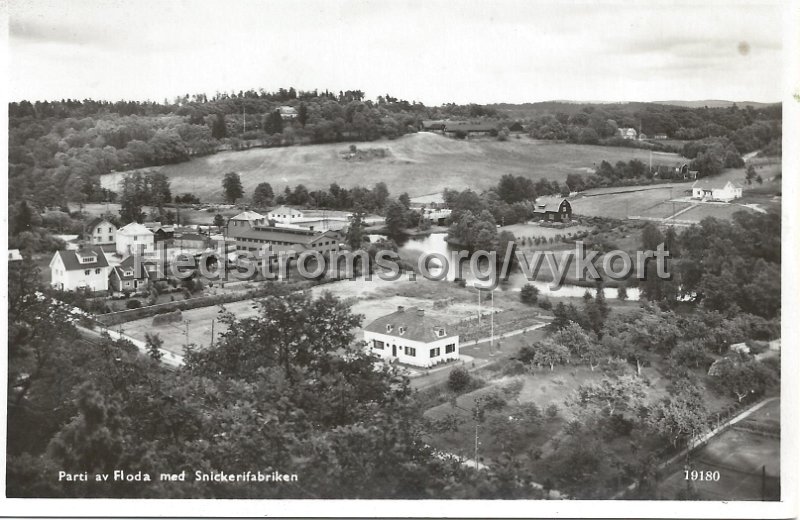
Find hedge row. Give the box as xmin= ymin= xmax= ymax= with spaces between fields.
xmin=96 ymin=278 xmax=326 ymax=326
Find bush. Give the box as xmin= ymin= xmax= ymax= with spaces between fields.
xmin=503 ymin=359 xmax=527 ymax=376
xmin=545 ymin=403 xmax=559 ymax=418
xmin=520 ymin=284 xmax=539 ymax=305
xmin=538 ymin=298 xmax=552 ymax=311
xmin=152 ymin=309 xmax=183 ymax=326
xmin=448 ymin=366 xmax=472 ymax=393
xmin=125 ymin=299 xmax=142 ymax=310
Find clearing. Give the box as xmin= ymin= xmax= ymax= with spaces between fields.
xmin=99 ymin=133 xmax=681 ymax=201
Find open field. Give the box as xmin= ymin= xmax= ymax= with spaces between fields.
xmin=100 ymin=133 xmax=681 ymax=201
xmin=570 ymin=165 xmax=780 ymax=223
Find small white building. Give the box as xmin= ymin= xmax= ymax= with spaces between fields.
xmin=691 ymin=178 xmax=743 ymax=202
xmin=268 ymin=206 xmax=304 ymax=224
xmin=8 ymin=249 xmax=23 ymax=262
xmin=87 ymin=218 xmax=117 ymax=245
xmin=116 ymin=222 xmax=155 ymax=257
xmin=363 ymin=306 xmax=459 ymax=368
xmin=617 ymin=127 xmax=638 ymax=140
xmin=49 ymin=246 xmax=110 ymax=293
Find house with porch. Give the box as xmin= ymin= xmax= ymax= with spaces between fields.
xmin=363 ymin=306 xmax=459 ymax=368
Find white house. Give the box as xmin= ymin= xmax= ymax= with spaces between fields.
xmin=268 ymin=206 xmax=304 ymax=224
xmin=116 ymin=222 xmax=155 ymax=257
xmin=87 ymin=218 xmax=117 ymax=245
xmin=618 ymin=127 xmax=638 ymax=140
xmin=691 ymin=178 xmax=743 ymax=202
xmin=8 ymin=249 xmax=23 ymax=262
xmin=363 ymin=306 xmax=459 ymax=368
xmin=49 ymin=246 xmax=110 ymax=293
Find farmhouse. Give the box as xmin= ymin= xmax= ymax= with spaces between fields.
xmin=691 ymin=178 xmax=743 ymax=202
xmin=116 ymin=222 xmax=155 ymax=257
xmin=617 ymin=127 xmax=638 ymax=140
xmin=533 ymin=197 xmax=572 ymax=222
xmin=363 ymin=306 xmax=459 ymax=369
xmin=86 ymin=218 xmax=117 ymax=245
xmin=267 ymin=206 xmax=304 ymax=224
xmin=49 ymin=246 xmax=110 ymax=293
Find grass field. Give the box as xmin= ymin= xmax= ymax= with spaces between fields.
xmin=99 ymin=133 xmax=681 ymax=201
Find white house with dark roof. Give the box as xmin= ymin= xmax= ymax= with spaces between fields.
xmin=49 ymin=246 xmax=110 ymax=292
xmin=691 ymin=178 xmax=743 ymax=202
xmin=363 ymin=306 xmax=459 ymax=368
xmin=116 ymin=222 xmax=155 ymax=257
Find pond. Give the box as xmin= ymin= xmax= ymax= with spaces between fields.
xmin=369 ymin=233 xmax=641 ymax=300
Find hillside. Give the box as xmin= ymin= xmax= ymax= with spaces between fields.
xmin=100 ymin=133 xmax=682 ymax=201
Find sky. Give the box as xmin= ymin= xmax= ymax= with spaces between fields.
xmin=6 ymin=0 xmax=786 ymax=105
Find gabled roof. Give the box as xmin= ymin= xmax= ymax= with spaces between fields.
xmin=8 ymin=249 xmax=23 ymax=261
xmin=533 ymin=197 xmax=568 ymax=213
xmin=53 ymin=247 xmax=109 ymax=271
xmin=117 ymin=222 xmax=154 ymax=236
xmin=364 ymin=306 xmax=457 ymax=343
xmin=692 ymin=178 xmax=741 ymax=190
xmin=231 ymin=211 xmax=266 ymax=221
xmin=268 ymin=206 xmax=304 ymax=216
xmin=87 ymin=217 xmax=116 ymax=230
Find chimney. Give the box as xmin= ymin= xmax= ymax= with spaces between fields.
xmin=397 ymin=306 xmax=405 ymax=312
xmin=417 ymin=308 xmax=425 ymax=317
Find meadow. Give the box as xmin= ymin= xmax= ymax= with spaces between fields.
xmin=99 ymin=133 xmax=682 ymax=201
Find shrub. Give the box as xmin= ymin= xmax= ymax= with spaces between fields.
xmin=125 ymin=299 xmax=142 ymax=310
xmin=503 ymin=359 xmax=527 ymax=376
xmin=448 ymin=366 xmax=472 ymax=393
xmin=520 ymin=284 xmax=539 ymax=305
xmin=546 ymin=403 xmax=559 ymax=418
xmin=538 ymin=298 xmax=552 ymax=311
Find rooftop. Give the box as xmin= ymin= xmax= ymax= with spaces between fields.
xmin=363 ymin=306 xmax=457 ymax=343
xmin=117 ymin=222 xmax=154 ymax=236
xmin=54 ymin=246 xmax=109 ymax=271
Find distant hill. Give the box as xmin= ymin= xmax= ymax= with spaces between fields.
xmin=652 ymin=100 xmax=777 ymax=109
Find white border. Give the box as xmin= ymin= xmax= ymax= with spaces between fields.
xmin=0 ymin=0 xmax=798 ymax=517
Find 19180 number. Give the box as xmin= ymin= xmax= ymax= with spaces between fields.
xmin=684 ymin=470 xmax=720 ymax=481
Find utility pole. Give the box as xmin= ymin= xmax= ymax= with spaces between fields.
xmin=474 ymin=423 xmax=479 ymax=470
xmin=185 ymin=320 xmax=189 ymax=347
xmin=489 ymin=290 xmax=494 ymax=357
xmin=477 ymin=289 xmax=481 ymax=325
xmin=210 ymin=318 xmax=215 ymax=348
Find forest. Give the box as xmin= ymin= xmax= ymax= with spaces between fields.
xmin=8 ymin=89 xmax=781 ymax=211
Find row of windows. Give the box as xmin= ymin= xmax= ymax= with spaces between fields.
xmin=372 ymin=340 xmax=456 ymax=358
xmin=96 ymin=227 xmax=114 ymax=234
xmin=83 ymin=268 xmax=103 ymax=275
